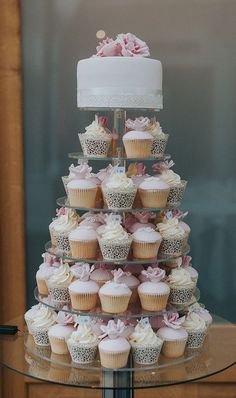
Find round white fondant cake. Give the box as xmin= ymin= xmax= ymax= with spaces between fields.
xmin=77 ymin=33 xmax=163 ymax=110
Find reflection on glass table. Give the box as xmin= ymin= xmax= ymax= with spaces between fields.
xmin=0 ymin=316 xmax=235 ymax=390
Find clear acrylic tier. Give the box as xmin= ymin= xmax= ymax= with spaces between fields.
xmin=45 ymin=241 xmax=190 ymax=265
xmin=34 ymin=286 xmax=200 ymax=319
xmin=68 ymin=152 xmax=171 ymax=161
xmin=1 ymin=315 xmax=236 ymax=390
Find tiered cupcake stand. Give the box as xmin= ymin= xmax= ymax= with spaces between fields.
xmin=0 ymin=109 xmax=236 ymax=398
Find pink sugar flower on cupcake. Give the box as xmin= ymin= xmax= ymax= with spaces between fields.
xmin=98 ymin=319 xmax=131 ymax=368
xmin=138 ymin=266 xmax=170 ymax=311
xmin=69 ymin=263 xmax=99 ymax=311
xmin=123 ymin=117 xmax=153 ymax=158
xmin=124 ymin=211 xmax=156 ymax=233
xmin=36 ymin=253 xmax=60 ymax=296
xmin=157 ymin=312 xmax=187 ymax=358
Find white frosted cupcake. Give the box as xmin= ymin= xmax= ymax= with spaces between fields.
xmin=188 ymin=303 xmax=212 ymax=328
xmin=156 ymin=214 xmax=186 ymax=256
xmin=48 ymin=311 xmax=75 ymax=355
xmin=46 ymin=263 xmax=73 ymax=308
xmin=31 ymin=307 xmax=56 ymax=346
xmin=114 ymin=270 xmax=140 ymax=305
xmin=153 ymin=160 xmax=187 ymax=208
xmin=68 ymin=264 xmax=99 ymax=310
xmin=69 ymin=226 xmax=98 ymax=259
xmin=157 ymin=313 xmax=188 ymax=358
xmin=145 ymin=118 xmax=169 ymax=157
xmin=99 ymin=269 xmax=132 ymax=314
xmin=67 ymin=179 xmax=97 ymax=208
xmin=52 ymin=208 xmax=78 ymax=254
xmin=49 ymin=208 xmax=67 ymax=246
xmin=90 ymin=265 xmax=113 ymax=287
xmin=124 ymin=117 xmax=154 ymax=158
xmin=138 ymin=177 xmax=170 ymax=208
xmin=78 ymin=116 xmax=112 ymax=158
xmin=24 ymin=304 xmax=44 ymax=334
xmin=102 ymin=173 xmax=137 ymax=210
xmin=167 ymin=267 xmax=195 ymax=305
xmin=181 ymin=256 xmax=198 ymax=285
xmin=67 ymin=322 xmax=99 ymax=364
xmin=129 ymin=318 xmax=163 ymax=364
xmin=98 ymin=218 xmax=132 ymax=261
xmin=98 ymin=319 xmax=131 ymax=368
xmin=183 ymin=311 xmax=208 ymax=349
xmin=36 ymin=253 xmax=60 ymax=296
xmin=138 ymin=267 xmax=170 ymax=311
xmin=132 ymin=227 xmax=162 ymax=259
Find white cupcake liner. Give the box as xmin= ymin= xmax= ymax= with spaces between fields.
xmin=102 ymin=187 xmax=137 ymax=209
xmin=186 ymin=328 xmax=208 ymax=349
xmin=159 ymin=236 xmax=186 ymax=256
xmin=166 ymin=180 xmax=187 ymax=208
xmin=168 ymin=285 xmax=195 ymax=305
xmin=151 ymin=135 xmax=169 ymax=157
xmin=67 ymin=340 xmax=98 ymax=364
xmin=131 ymin=342 xmax=163 ymax=364
xmin=98 ymin=236 xmax=132 ymax=260
xmin=79 ymin=134 xmax=112 ymax=158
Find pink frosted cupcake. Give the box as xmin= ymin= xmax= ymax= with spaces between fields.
xmin=52 ymin=208 xmax=79 ymax=254
xmin=48 ymin=311 xmax=75 ymax=354
xmin=138 ymin=177 xmax=170 ymax=208
xmin=157 ymin=313 xmax=188 ymax=358
xmin=99 ymin=269 xmax=132 ymax=314
xmin=124 ymin=211 xmax=156 ymax=233
xmin=61 ymin=163 xmax=92 ymax=195
xmin=138 ymin=267 xmax=170 ymax=311
xmin=132 ymin=227 xmax=162 ymax=259
xmin=67 ymin=179 xmax=97 ymax=208
xmin=182 ymin=311 xmax=208 ymax=349
xmin=124 ymin=117 xmax=153 ymax=158
xmin=114 ymin=269 xmax=140 ymax=305
xmin=152 ymin=160 xmax=187 ymax=208
xmin=90 ymin=264 xmax=112 ymax=287
xmin=129 ymin=318 xmax=163 ymax=364
xmin=69 ymin=264 xmax=99 ymax=310
xmin=36 ymin=253 xmax=60 ymax=296
xmin=69 ymin=226 xmax=98 ymax=259
xmin=156 ymin=212 xmax=186 ymax=256
xmin=78 ymin=115 xmax=112 ymax=158
xmin=167 ymin=266 xmax=195 ymax=305
xmin=99 ymin=319 xmax=131 ymax=368
xmin=145 ymin=117 xmax=169 ymax=157
xmin=46 ymin=263 xmax=73 ymax=308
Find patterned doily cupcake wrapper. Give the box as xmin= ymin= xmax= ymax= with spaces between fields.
xmin=68 ymin=187 xmax=97 ymax=207
xmin=98 ymin=237 xmax=132 ymax=261
xmin=166 ymin=180 xmax=187 ymax=208
xmin=131 ymin=343 xmax=163 ymax=364
xmin=68 ymin=341 xmax=98 ymax=364
xmin=99 ymin=349 xmax=130 ymax=369
xmin=168 ymin=285 xmax=195 ymax=305
xmin=31 ymin=327 xmax=50 ymax=347
xmin=161 ymin=338 xmax=187 ymax=358
xmin=47 ymin=285 xmax=71 ymax=306
xmin=151 ymin=135 xmax=169 ymax=157
xmin=138 ymin=292 xmax=169 ymax=311
xmin=99 ymin=293 xmax=131 ymax=314
xmin=79 ymin=134 xmax=112 ymax=158
xmin=138 ymin=188 xmax=170 ymax=208
xmin=186 ymin=328 xmax=208 ymax=349
xmin=69 ymin=239 xmax=98 ymax=259
xmin=159 ymin=236 xmax=186 ymax=256
xmin=102 ymin=187 xmax=137 ymax=209
xmin=55 ymin=233 xmax=71 ymax=255
xmin=123 ymin=139 xmax=153 ymax=158
xmin=132 ymin=240 xmax=161 ymax=259
xmin=70 ymin=291 xmax=98 ymax=311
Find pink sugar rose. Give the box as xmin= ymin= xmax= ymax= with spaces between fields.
xmin=96 ymin=37 xmax=121 ymax=57
xmin=126 ymin=117 xmax=150 ymax=131
xmin=163 ymin=313 xmax=185 ymax=329
xmin=116 ymin=33 xmax=150 ymax=57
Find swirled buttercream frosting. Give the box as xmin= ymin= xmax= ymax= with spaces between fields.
xmin=105 ymin=173 xmax=135 ymax=190
xmin=183 ymin=312 xmax=206 ymax=331
xmin=68 ymin=324 xmax=98 ymax=344
xmin=47 ymin=263 xmax=73 ymax=286
xmin=99 ymin=222 xmax=129 ymax=241
xmin=157 ymin=218 xmax=185 ymax=239
xmin=53 ymin=209 xmax=78 ymax=235
xmin=167 ymin=268 xmax=194 ymax=287
xmin=129 ymin=319 xmax=162 ymax=345
xmin=83 ymin=116 xmax=111 ymax=140
xmin=31 ymin=307 xmax=56 ymax=330
xmin=159 ymin=169 xmax=182 ymax=187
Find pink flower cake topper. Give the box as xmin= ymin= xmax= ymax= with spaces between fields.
xmin=125 ymin=117 xmax=150 ymax=131
xmin=98 ymin=116 xmax=108 ymax=128
xmin=136 ymin=162 xmax=146 ymax=176
xmin=76 ymin=263 xmax=94 ymax=281
xmin=42 ymin=252 xmax=58 ymax=266
xmin=56 ymin=207 xmax=66 ymax=217
xmin=181 ymin=256 xmax=192 ymax=267
xmin=141 ymin=266 xmax=166 ymax=283
xmin=55 ymin=309 xmax=76 ymax=326
xmin=69 ymin=163 xmax=92 ymax=180
xmin=152 ymin=160 xmax=175 ymax=174
xmin=95 ymin=33 xmax=150 ymax=58
xmin=134 ymin=211 xmax=156 ymax=223
xmin=163 ymin=313 xmax=185 ymax=329
xmin=99 ymin=319 xmax=127 ymax=339
xmin=111 ymin=268 xmax=125 ymax=283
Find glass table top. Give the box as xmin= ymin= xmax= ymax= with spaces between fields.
xmin=68 ymin=152 xmax=171 ymax=162
xmin=0 ymin=315 xmax=235 ymax=390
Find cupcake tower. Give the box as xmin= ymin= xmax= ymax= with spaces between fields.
xmin=24 ymin=33 xmax=212 ymax=372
